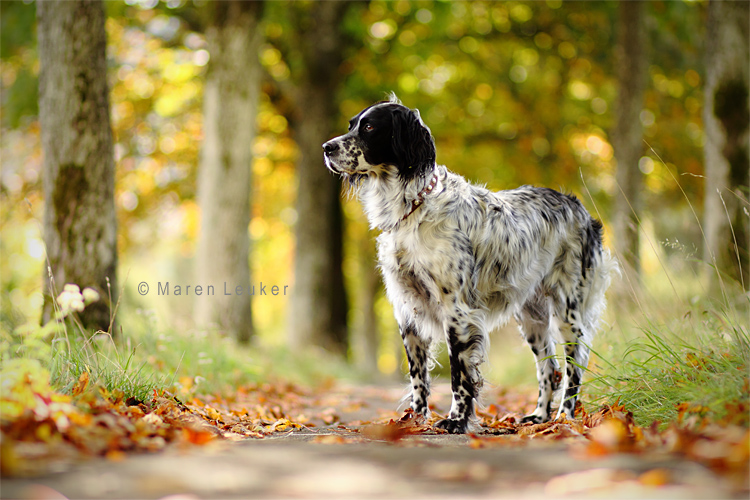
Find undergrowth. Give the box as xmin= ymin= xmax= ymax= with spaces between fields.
xmin=586 ymin=302 xmax=749 ymax=428
xmin=1 ymin=282 xmax=359 ymax=407
xmin=579 ymin=148 xmax=749 ymax=429
xmin=1 ymin=284 xmax=162 ymax=404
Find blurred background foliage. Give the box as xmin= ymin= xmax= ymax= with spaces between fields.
xmin=0 ymin=0 xmax=717 ymax=380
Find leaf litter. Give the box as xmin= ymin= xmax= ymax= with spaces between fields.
xmin=1 ymin=373 xmax=747 ymax=493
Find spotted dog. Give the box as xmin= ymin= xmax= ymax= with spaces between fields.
xmin=323 ymin=95 xmax=617 ymax=433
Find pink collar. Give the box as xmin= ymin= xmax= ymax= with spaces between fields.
xmin=401 ymin=171 xmax=439 ymax=223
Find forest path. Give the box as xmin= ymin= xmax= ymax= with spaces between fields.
xmin=2 ymin=382 xmax=745 ymax=499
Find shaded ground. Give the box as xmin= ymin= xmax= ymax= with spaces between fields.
xmin=2 ymin=383 xmax=748 ymax=499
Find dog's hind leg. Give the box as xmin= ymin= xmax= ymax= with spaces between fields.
xmin=556 ymin=293 xmax=592 ymax=421
xmin=401 ymin=322 xmax=432 ymax=416
xmin=517 ymin=297 xmax=560 ymax=424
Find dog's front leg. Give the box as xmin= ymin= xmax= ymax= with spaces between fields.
xmin=435 ymin=320 xmax=484 ymax=434
xmin=401 ymin=322 xmax=431 ymax=416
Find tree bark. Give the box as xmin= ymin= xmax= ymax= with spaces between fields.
xmin=37 ymin=0 xmax=118 ymax=334
xmin=612 ymin=1 xmax=647 ymax=283
xmin=353 ymin=238 xmax=381 ymax=375
xmin=703 ymin=0 xmax=750 ymax=291
xmin=286 ymin=2 xmax=350 ymax=356
xmin=194 ymin=1 xmax=264 ymax=343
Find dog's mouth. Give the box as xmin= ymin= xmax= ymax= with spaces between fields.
xmin=323 ymin=154 xmax=347 ymax=175
xmin=324 ymin=151 xmax=363 ymax=177
xmin=324 ymin=157 xmax=369 ymax=188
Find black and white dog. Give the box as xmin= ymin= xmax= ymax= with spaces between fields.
xmin=323 ymin=95 xmax=616 ymax=434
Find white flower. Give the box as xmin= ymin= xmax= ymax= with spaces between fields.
xmin=82 ymin=287 xmax=100 ymax=305
xmin=69 ymin=298 xmax=85 ymax=312
xmin=57 ymin=283 xmax=86 ymax=318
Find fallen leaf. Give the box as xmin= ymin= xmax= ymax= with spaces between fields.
xmin=517 ymin=421 xmax=556 ymax=437
xmin=587 ymin=418 xmax=633 ymax=452
xmin=71 ymin=372 xmax=90 ymax=397
xmin=361 ymin=423 xmax=408 ymax=442
xmin=638 ymin=468 xmax=671 ymax=487
xmin=143 ymin=412 xmax=164 ymax=427
xmin=105 ymin=449 xmax=126 ymax=462
xmin=182 ymin=427 xmax=215 ymax=445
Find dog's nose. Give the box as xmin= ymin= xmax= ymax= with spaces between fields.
xmin=323 ymin=141 xmax=339 ymax=155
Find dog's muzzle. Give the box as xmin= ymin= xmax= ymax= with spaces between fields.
xmin=322 ymin=139 xmax=346 ymax=174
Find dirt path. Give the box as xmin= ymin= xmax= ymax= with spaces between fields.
xmin=2 ymin=383 xmax=747 ymax=499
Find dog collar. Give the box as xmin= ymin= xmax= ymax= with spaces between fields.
xmin=401 ymin=171 xmax=439 ymax=223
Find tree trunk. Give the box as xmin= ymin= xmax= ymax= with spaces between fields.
xmin=353 ymin=238 xmax=381 ymax=376
xmin=286 ymin=2 xmax=350 ymax=356
xmin=612 ymin=1 xmax=647 ymax=283
xmin=37 ymin=0 xmax=118 ymax=334
xmin=703 ymin=0 xmax=750 ymax=292
xmin=194 ymin=1 xmax=264 ymax=343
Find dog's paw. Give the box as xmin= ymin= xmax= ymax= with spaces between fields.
xmin=520 ymin=414 xmax=548 ymax=424
xmin=410 ymin=402 xmax=430 ymax=418
xmin=434 ymin=417 xmax=469 ymax=434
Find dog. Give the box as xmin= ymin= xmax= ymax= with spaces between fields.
xmin=323 ymin=95 xmax=616 ymax=433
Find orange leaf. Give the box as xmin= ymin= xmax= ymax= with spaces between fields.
xmin=639 ymin=468 xmax=671 ymax=487
xmin=517 ymin=421 xmax=556 ymax=437
xmin=105 ymin=450 xmax=126 ymax=462
xmin=676 ymin=402 xmax=690 ymax=422
xmin=583 ymin=440 xmax=612 ymax=457
xmin=361 ymin=423 xmax=406 ymax=442
xmin=182 ymin=427 xmax=215 ymax=445
xmin=71 ymin=372 xmax=89 ymax=396
xmin=204 ymin=407 xmax=222 ymax=421
xmin=588 ymin=418 xmax=632 ymax=452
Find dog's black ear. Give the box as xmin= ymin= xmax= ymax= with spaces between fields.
xmin=391 ymin=107 xmax=436 ymax=179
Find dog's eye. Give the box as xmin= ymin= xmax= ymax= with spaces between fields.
xmin=363 ymin=124 xmax=374 ymax=132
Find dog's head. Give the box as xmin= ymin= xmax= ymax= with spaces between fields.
xmin=323 ymin=95 xmax=436 ymax=182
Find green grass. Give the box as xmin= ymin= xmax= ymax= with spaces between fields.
xmin=585 ymin=313 xmax=750 ymax=425
xmin=2 ymin=316 xmax=164 ymax=403
xmin=48 ymin=332 xmax=163 ymax=403
xmin=117 ymin=323 xmax=361 ymax=397
xmin=584 ymin=283 xmax=749 ymax=428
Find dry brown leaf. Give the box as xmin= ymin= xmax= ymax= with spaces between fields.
xmin=71 ymin=372 xmax=89 ymax=397
xmin=182 ymin=427 xmax=215 ymax=445
xmin=204 ymin=406 xmax=222 ymax=421
xmin=638 ymin=468 xmax=672 ymax=487
xmin=361 ymin=423 xmax=408 ymax=442
xmin=517 ymin=421 xmax=556 ymax=437
xmin=587 ymin=418 xmax=634 ymax=453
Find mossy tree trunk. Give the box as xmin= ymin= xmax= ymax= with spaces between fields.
xmin=37 ymin=0 xmax=118 ymax=334
xmin=285 ymin=2 xmax=351 ymax=356
xmin=703 ymin=0 xmax=750 ymax=292
xmin=612 ymin=0 xmax=647 ymax=284
xmin=194 ymin=1 xmax=264 ymax=343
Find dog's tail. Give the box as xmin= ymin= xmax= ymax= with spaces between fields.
xmin=581 ymin=219 xmax=619 ymax=331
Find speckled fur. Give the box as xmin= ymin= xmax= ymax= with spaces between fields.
xmin=323 ymin=96 xmax=617 ymax=434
